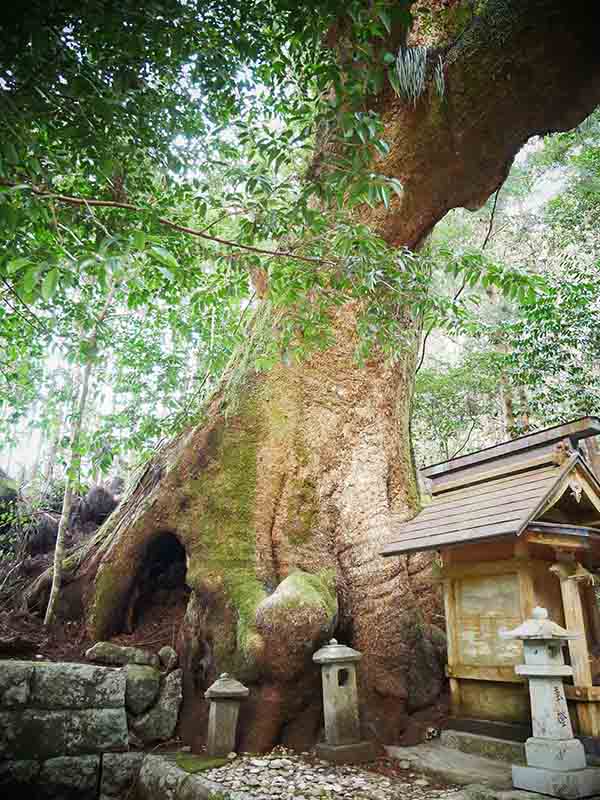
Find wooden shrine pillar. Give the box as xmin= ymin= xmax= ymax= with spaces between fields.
xmin=552 ymin=556 xmax=600 ymax=737
xmin=583 ymin=582 xmax=600 ymax=645
xmin=441 ymin=549 xmax=461 ymax=715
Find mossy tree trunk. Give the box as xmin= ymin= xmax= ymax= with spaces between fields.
xmin=46 ymin=0 xmax=600 ymax=750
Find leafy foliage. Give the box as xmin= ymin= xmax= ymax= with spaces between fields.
xmin=0 ymin=0 xmax=424 ymax=477
xmin=1 ymin=1 xmax=597 ymax=486
xmin=413 ymin=109 xmax=600 ymax=465
xmin=413 ymin=349 xmax=503 ymax=465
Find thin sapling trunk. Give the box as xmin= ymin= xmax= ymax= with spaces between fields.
xmin=44 ymin=359 xmax=92 ymax=626
xmin=44 ymin=284 xmax=116 ymax=627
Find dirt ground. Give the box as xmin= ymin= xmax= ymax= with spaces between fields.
xmin=0 ymin=592 xmax=187 ymax=663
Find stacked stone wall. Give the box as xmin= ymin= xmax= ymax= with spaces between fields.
xmin=0 ymin=659 xmax=143 ymax=799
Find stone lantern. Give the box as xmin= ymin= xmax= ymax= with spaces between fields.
xmin=501 ymin=607 xmax=600 ymax=799
xmin=312 ymin=639 xmax=376 ymax=763
xmin=205 ymin=673 xmax=249 ymax=757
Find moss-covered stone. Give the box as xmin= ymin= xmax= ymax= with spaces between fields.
xmin=137 ymin=755 xmax=188 ymax=799
xmin=0 ymin=708 xmax=128 ymax=759
xmin=254 ymin=569 xmax=338 ymax=680
xmin=0 ymin=758 xmax=40 ymax=792
xmin=125 ymin=664 xmax=161 ymax=715
xmin=85 ymin=641 xmax=159 ymax=668
xmin=40 ymin=755 xmax=100 ymax=797
xmin=30 ymin=660 xmax=126 ymax=709
xmin=101 ymin=752 xmax=145 ymax=796
xmin=130 ymin=669 xmax=183 ymax=743
xmin=0 ymin=661 xmax=32 ymax=707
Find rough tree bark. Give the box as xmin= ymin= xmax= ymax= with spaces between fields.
xmin=37 ymin=0 xmax=600 ymax=749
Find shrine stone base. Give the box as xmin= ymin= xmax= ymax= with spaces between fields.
xmin=315 ymin=741 xmax=377 ymax=764
xmin=525 ymin=737 xmax=587 ymax=771
xmin=512 ymin=764 xmax=600 ymax=799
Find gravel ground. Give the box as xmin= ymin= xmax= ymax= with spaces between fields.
xmin=200 ymin=748 xmax=462 ymax=800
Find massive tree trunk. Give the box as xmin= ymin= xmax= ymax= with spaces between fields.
xmin=39 ymin=0 xmax=600 ymax=751
xmin=76 ymin=304 xmax=434 ymax=748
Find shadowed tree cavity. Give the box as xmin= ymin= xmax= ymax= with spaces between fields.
xmin=125 ymin=532 xmax=189 ymax=633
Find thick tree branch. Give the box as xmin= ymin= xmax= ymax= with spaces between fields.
xmin=372 ymin=0 xmax=600 ymax=249
xmin=0 ymin=180 xmax=332 ymax=267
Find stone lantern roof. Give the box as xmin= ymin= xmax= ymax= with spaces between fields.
xmin=500 ymin=607 xmax=580 ymax=641
xmin=205 ymin=673 xmax=249 ymax=699
xmin=313 ymin=639 xmax=362 ymax=664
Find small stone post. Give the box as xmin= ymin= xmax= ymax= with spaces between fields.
xmin=501 ymin=606 xmax=600 ymax=799
xmin=205 ymin=673 xmax=249 ymax=757
xmin=313 ymin=639 xmax=376 ymax=764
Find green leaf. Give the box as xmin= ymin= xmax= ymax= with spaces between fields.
xmin=150 ymin=246 xmax=179 ymax=272
xmin=388 ymin=67 xmax=401 ymax=96
xmin=388 ymin=178 xmax=403 ymax=197
xmin=3 ymin=142 xmax=18 ymax=164
xmin=0 ymin=183 xmax=29 ymax=194
xmin=133 ymin=231 xmax=146 ymax=250
xmin=6 ymin=257 xmax=30 ymax=275
xmin=380 ymin=184 xmax=390 ymax=209
xmin=373 ymin=139 xmax=390 ymax=158
xmin=378 ymin=9 xmax=392 ymax=34
xmin=41 ymin=268 xmax=59 ymax=300
xmin=22 ymin=266 xmax=40 ymax=294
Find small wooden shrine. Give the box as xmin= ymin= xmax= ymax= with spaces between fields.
xmin=382 ymin=417 xmax=600 ymax=740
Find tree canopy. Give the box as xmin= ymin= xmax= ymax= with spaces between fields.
xmin=1 ymin=0 xmax=599 ymax=480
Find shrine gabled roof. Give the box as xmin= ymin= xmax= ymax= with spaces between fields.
xmin=421 ymin=417 xmax=600 ymax=484
xmin=381 ymin=436 xmax=600 ymax=557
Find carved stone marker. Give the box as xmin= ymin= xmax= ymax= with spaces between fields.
xmin=205 ymin=673 xmax=248 ymax=757
xmin=501 ymin=606 xmax=600 ymax=798
xmin=313 ymin=639 xmax=376 ymax=764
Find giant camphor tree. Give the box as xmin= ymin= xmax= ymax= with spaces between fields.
xmin=3 ymin=0 xmax=600 ymax=750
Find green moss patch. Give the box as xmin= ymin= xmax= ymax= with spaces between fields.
xmin=285 ymin=479 xmax=318 ymax=545
xmin=284 ymin=569 xmax=337 ymax=617
xmin=260 ymin=569 xmax=338 ymax=623
xmin=90 ymin=560 xmax=133 ymax=637
xmin=175 ymin=753 xmax=229 ymax=773
xmin=179 ymin=389 xmax=268 ymax=674
xmin=0 ymin=474 xmax=17 ymax=500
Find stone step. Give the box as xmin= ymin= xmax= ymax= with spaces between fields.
xmin=441 ymin=729 xmax=526 ymax=765
xmin=385 ymin=742 xmax=514 ymax=789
